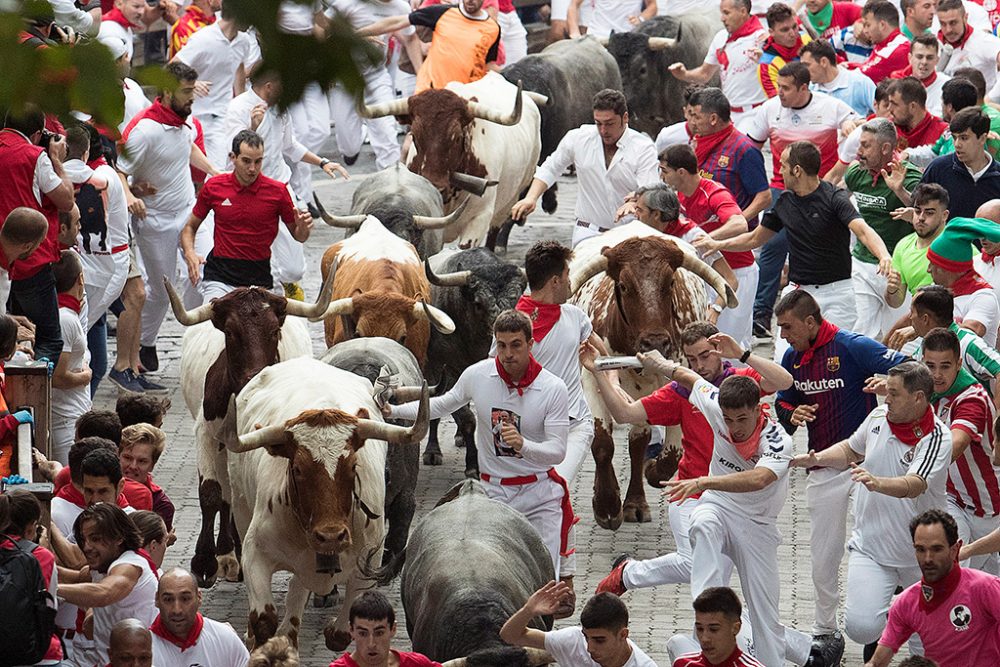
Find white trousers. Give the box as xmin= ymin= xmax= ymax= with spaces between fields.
xmin=851 ymin=258 xmax=909 ymax=341
xmin=49 ymin=420 xmax=75 ymax=466
xmin=194 ymin=113 xmax=228 ymax=170
xmin=555 ymin=418 xmax=594 ymax=576
xmin=81 ymin=250 xmax=131 ymax=331
xmin=199 ymin=279 xmax=235 ymax=301
xmin=717 ymin=263 xmax=759 ymax=353
xmin=623 ymin=497 xmax=735 ymax=589
xmin=773 ymin=278 xmax=857 ymax=362
xmin=271 ymin=221 xmax=306 ymax=286
xmin=484 ymin=475 xmax=565 ymax=579
xmin=498 ymin=11 xmax=528 ymax=65
xmin=807 ymin=467 xmax=854 ymax=635
xmin=329 ymin=67 xmax=400 ymax=169
xmin=287 ymin=82 xmax=332 ymax=206
xmin=844 ymin=548 xmax=921 ymax=646
xmin=134 ymin=207 xmax=189 ymax=348
xmin=690 ymin=501 xmax=812 ymax=667
xmin=948 ymin=497 xmax=1000 ymax=574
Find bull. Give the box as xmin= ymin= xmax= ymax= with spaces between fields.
xmin=315 ymin=215 xmax=456 ymax=367
xmin=363 ymin=72 xmax=545 ymax=249
xmin=395 ymin=480 xmax=555 ymax=666
xmin=421 ymin=248 xmax=526 ymax=477
xmin=311 ymin=163 xmax=469 ymax=258
xmin=321 ymin=337 xmax=423 ymax=565
xmin=606 ymin=14 xmax=721 ymax=138
xmin=170 ymin=278 xmax=334 ymax=587
xmin=569 ymin=221 xmax=737 ymax=529
xmin=228 ymin=357 xmax=430 ymax=651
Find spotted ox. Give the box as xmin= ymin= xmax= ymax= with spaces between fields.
xmin=229 ymin=357 xmax=429 ymax=651
xmin=316 ymin=215 xmax=455 ymax=367
xmin=569 ymin=221 xmax=737 ymax=529
xmin=363 ymin=72 xmax=544 ymax=249
xmin=170 ymin=279 xmax=333 ymax=587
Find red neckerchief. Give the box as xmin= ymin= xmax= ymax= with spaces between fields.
xmin=919 ymin=561 xmax=961 ymax=611
xmin=716 ymin=16 xmax=763 ymax=67
xmin=144 ymin=473 xmax=162 ymax=494
xmin=693 ymin=123 xmax=736 ymax=167
xmin=495 ymin=355 xmax=543 ymax=396
xmin=135 ymin=548 xmax=160 ymax=580
xmin=897 ymin=112 xmax=944 ymax=149
xmin=86 ymin=155 xmax=108 ymax=169
xmin=762 ymin=34 xmax=803 ymax=61
xmin=794 ymin=319 xmax=838 ymax=368
xmin=722 ymin=404 xmax=770 ymax=460
xmin=865 ymin=151 xmax=902 ymax=186
xmin=890 ymin=65 xmax=937 ymax=86
xmin=54 ymin=483 xmax=132 ymax=510
xmin=982 ymin=251 xmax=997 ymax=265
xmin=150 ymin=613 xmax=203 ymax=651
xmin=121 ymin=98 xmax=189 ymax=143
xmin=516 ymin=295 xmax=561 ymax=342
xmin=951 ymin=270 xmax=992 ymax=297
xmin=661 ymin=217 xmax=699 ymax=239
xmin=939 ymin=24 xmax=974 ymax=48
xmin=888 ymin=405 xmax=935 ymax=446
xmin=103 ymin=7 xmax=138 ymax=29
xmin=57 ymin=294 xmax=82 ymax=314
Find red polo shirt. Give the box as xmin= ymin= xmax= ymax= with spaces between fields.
xmin=677 ymin=178 xmax=754 ymax=269
xmin=330 ymin=651 xmax=441 ymax=667
xmin=673 ymin=647 xmax=765 ymax=666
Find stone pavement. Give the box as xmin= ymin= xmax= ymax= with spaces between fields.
xmin=90 ymin=149 xmax=863 ymax=665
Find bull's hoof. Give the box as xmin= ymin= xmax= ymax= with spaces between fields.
xmin=453 ymin=433 xmax=466 ymax=448
xmin=495 ymin=245 xmax=508 ymax=255
xmin=644 ymin=456 xmax=679 ymax=490
xmin=191 ymin=553 xmax=218 ymax=588
xmin=324 ymin=627 xmax=352 ymax=652
xmin=592 ymin=495 xmax=624 ymax=531
xmin=622 ymin=499 xmax=652 ymax=523
xmin=423 ymin=451 xmax=443 ymax=466
xmin=464 ymin=467 xmax=480 ymax=480
xmin=218 ymin=552 xmax=241 ymax=582
xmin=313 ymin=592 xmax=337 ymax=608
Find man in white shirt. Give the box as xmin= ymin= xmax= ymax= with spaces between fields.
xmin=937 ymin=0 xmax=1000 ymax=95
xmin=47 ymin=0 xmax=102 ymax=37
xmin=511 ymin=89 xmax=658 ymax=247
xmin=791 ymin=361 xmax=951 ymax=661
xmin=50 ymin=250 xmax=92 ymax=464
xmin=902 ymin=34 xmax=950 ymax=118
xmin=567 ymin=0 xmax=658 ymax=39
xmin=668 ymin=0 xmax=768 ymax=126
xmin=385 ymin=310 xmax=570 ymax=577
xmin=98 ymin=0 xmax=145 ymax=61
xmin=500 ymin=581 xmax=659 ymax=667
xmin=150 ymin=568 xmax=250 ymax=667
xmin=640 ymin=350 xmax=814 ymax=667
xmin=173 ymin=6 xmax=261 ymax=168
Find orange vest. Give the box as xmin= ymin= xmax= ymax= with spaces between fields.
xmin=416 ymin=8 xmax=500 ymax=92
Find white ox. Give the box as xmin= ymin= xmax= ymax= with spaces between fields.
xmin=228 ymin=357 xmax=429 ymax=651
xmin=364 ymin=72 xmax=544 ymax=249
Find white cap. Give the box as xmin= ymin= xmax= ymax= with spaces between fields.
xmin=97 ymin=34 xmax=128 ymax=61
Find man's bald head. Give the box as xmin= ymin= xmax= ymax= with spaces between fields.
xmin=158 ymin=567 xmax=199 ymax=594
xmin=1 ymin=207 xmax=48 ymax=246
xmin=976 ymin=199 xmax=1000 ymax=223
xmin=108 ymin=618 xmax=153 ymax=667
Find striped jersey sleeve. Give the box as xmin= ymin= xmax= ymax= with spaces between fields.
xmin=958 ymin=327 xmax=1000 ymax=380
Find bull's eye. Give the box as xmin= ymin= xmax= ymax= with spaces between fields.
xmin=639 ymin=66 xmax=647 ymax=76
xmin=398 ymin=334 xmax=407 ymax=346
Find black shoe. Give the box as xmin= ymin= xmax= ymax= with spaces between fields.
xmin=752 ymin=320 xmax=771 ymax=339
xmin=343 ymin=153 xmax=359 ymax=166
xmin=806 ymin=631 xmax=845 ymax=667
xmin=307 ymin=202 xmax=321 ymax=220
xmin=139 ymin=345 xmax=159 ymax=373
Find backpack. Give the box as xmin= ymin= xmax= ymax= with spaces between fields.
xmin=76 ymin=181 xmax=108 ymax=254
xmin=0 ymin=537 xmax=56 ymax=665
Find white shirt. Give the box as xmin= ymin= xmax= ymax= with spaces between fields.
xmin=535 ymin=125 xmax=659 ymax=229
xmin=390 ymin=358 xmax=569 ymax=479
xmin=586 ymin=0 xmax=644 ymax=38
xmin=92 ymin=551 xmax=159 ymax=666
xmin=51 ymin=307 xmax=91 ymax=421
xmin=118 ymin=116 xmax=196 ymax=215
xmin=838 ymin=123 xmax=863 ymax=164
xmin=326 ymin=0 xmax=414 ymax=59
xmin=955 ymin=286 xmax=1000 ymax=346
xmin=545 ymin=627 xmax=659 ymax=667
xmin=278 ymin=0 xmax=322 ymax=35
xmin=941 ymin=28 xmax=1000 ymax=93
xmin=924 ymin=72 xmax=950 ymax=118
xmin=47 ymin=0 xmax=98 ymax=36
xmin=654 ymin=120 xmax=690 ymax=154
xmin=63 ymin=159 xmax=130 ymax=250
xmin=98 ymin=19 xmax=133 ymax=61
xmin=31 ymin=150 xmax=64 ymax=208
xmin=846 ymin=405 xmax=951 ymax=567
xmin=174 ymin=23 xmax=261 ymax=117
xmin=688 ymin=377 xmax=793 ymax=522
xmin=705 ymin=25 xmax=768 ymax=108
xmin=225 ymin=88 xmax=307 ymax=184
xmin=152 ymin=616 xmax=250 ymax=667
xmin=121 ymin=78 xmax=152 ymax=134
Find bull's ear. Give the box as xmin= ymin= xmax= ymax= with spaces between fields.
xmin=356 ymin=408 xmax=370 ymax=419
xmin=266 ymin=439 xmax=297 ymax=459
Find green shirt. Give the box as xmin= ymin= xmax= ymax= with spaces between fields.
xmin=915 ymin=322 xmax=1000 ymax=387
xmin=901 ymin=24 xmax=930 ymax=41
xmin=845 ymin=161 xmax=923 ymax=264
xmin=891 ymin=232 xmax=933 ymax=294
xmin=934 ymin=105 xmax=1000 ymax=155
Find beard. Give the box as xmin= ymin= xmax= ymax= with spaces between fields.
xmin=169 ymin=97 xmax=192 ymax=119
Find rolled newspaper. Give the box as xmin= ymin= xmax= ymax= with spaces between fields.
xmin=16 ymin=417 xmax=32 ymax=483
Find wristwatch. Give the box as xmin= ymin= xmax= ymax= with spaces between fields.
xmin=710 ymin=303 xmax=724 ymax=314
xmin=319 ymin=158 xmax=331 ymax=168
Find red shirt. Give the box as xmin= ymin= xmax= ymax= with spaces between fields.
xmin=850 ymin=29 xmax=909 ymax=83
xmin=640 ymin=366 xmax=762 ymax=488
xmin=122 ymin=478 xmax=153 ymax=510
xmin=673 ymin=647 xmax=764 ymax=666
xmin=330 ymin=651 xmax=442 ymax=667
xmin=677 ymin=178 xmax=754 ymax=269
xmin=896 ymin=112 xmax=948 ymax=150
xmin=192 ymin=172 xmax=297 ymax=261
xmin=0 ymin=129 xmax=60 ymax=280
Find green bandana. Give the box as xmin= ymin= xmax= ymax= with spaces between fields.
xmin=807 ymin=2 xmax=834 ymax=34
xmin=931 ymin=366 xmax=979 ymax=403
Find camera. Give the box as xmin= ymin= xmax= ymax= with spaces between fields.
xmin=38 ymin=130 xmax=56 ymax=151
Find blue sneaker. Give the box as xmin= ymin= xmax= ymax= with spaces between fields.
xmin=135 ymin=374 xmax=167 ymax=392
xmin=108 ymin=368 xmax=145 ymax=393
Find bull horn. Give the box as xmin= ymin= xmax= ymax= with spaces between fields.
xmin=391 ymin=385 xmax=427 ymax=402
xmin=647 ymin=36 xmax=677 ymax=50
xmin=357 ymin=381 xmax=429 ymax=444
xmin=424 ymin=258 xmax=472 ymax=287
xmin=412 ymin=196 xmax=469 ymax=230
xmin=231 ymin=424 xmax=288 ymax=453
xmin=449 ymin=172 xmax=498 ymax=196
xmin=525 ymin=91 xmax=548 ymax=107
xmin=285 ymin=264 xmax=337 ymax=319
xmin=414 ymin=300 xmax=456 ymax=334
xmin=314 ymin=194 xmax=366 ymax=228
xmin=310 ymin=297 xmax=355 ymax=323
xmin=569 ymin=252 xmax=609 ymax=294
xmin=362 ymin=96 xmax=411 ymax=119
xmin=466 ymin=80 xmax=523 ymax=126
xmin=440 ymin=649 xmax=554 ymax=667
xmin=164 ymin=277 xmax=214 ymax=326
xmin=680 ymin=251 xmax=739 ymax=309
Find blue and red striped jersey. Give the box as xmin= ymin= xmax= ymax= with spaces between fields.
xmin=777 ymin=330 xmax=908 ymax=452
xmin=697 ymin=130 xmax=769 ymax=223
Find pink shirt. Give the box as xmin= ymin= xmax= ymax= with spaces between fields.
xmin=880 ymin=567 xmax=1000 ymax=666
